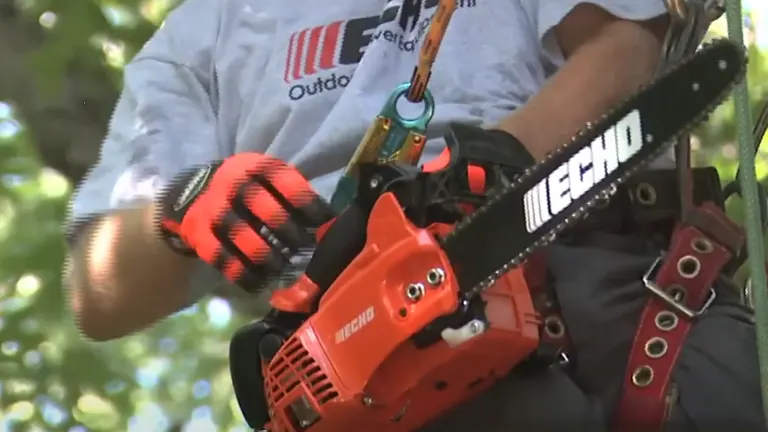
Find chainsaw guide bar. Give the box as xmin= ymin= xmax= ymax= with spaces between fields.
xmin=440 ymin=38 xmax=747 ymax=300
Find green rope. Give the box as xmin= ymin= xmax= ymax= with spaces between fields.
xmin=725 ymin=0 xmax=768 ymax=423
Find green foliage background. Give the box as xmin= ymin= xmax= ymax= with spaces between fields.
xmin=0 ymin=1 xmax=765 ymax=430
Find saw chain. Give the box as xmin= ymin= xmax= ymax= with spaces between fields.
xmin=440 ymin=38 xmax=746 ymax=301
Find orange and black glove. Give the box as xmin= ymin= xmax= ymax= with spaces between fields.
xmin=157 ymin=153 xmax=334 ymax=290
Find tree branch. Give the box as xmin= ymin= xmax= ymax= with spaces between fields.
xmin=0 ymin=0 xmax=118 ymax=184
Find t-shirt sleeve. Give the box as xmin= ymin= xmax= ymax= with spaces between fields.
xmin=66 ymin=0 xmax=226 ymax=300
xmin=522 ymin=0 xmax=669 ymax=65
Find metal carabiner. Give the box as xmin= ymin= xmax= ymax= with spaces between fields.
xmin=666 ymin=0 xmax=689 ymax=21
xmin=330 ymin=82 xmax=435 ymax=212
xmin=376 ymin=82 xmax=436 ymax=162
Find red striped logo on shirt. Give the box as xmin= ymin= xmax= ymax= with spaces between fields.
xmin=284 ymin=21 xmax=344 ymax=83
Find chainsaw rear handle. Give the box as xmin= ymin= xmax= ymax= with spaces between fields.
xmin=229 ymin=320 xmax=271 ymax=428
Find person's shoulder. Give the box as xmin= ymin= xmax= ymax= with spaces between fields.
xmin=131 ymin=0 xmax=226 ymax=67
xmin=157 ymin=0 xmax=223 ymax=37
xmin=159 ymin=0 xmax=221 ymax=24
xmin=147 ymin=0 xmax=271 ymax=51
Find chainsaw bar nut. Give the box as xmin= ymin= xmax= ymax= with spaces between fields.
xmin=406 ymin=283 xmax=426 ymax=301
xmin=426 ymin=268 xmax=446 ymax=286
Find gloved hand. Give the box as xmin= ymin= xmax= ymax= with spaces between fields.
xmin=157 ymin=153 xmax=334 ymax=290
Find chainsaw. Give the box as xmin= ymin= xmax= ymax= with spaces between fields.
xmin=229 ymin=39 xmax=746 ymax=432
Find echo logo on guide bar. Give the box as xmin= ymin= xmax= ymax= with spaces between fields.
xmin=523 ymin=109 xmax=644 ymax=233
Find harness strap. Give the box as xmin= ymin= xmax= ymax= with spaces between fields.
xmin=524 ymin=251 xmax=573 ymax=365
xmin=523 ymin=167 xmax=725 ymax=371
xmin=612 ymin=202 xmax=745 ymax=431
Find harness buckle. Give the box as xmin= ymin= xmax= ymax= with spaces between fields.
xmin=642 ymin=256 xmax=716 ymax=319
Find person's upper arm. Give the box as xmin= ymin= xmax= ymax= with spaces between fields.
xmin=66 ymin=0 xmax=225 ymax=298
xmin=520 ymin=0 xmax=669 ymax=65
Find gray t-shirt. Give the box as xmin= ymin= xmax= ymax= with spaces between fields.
xmin=68 ymin=0 xmax=669 ymax=313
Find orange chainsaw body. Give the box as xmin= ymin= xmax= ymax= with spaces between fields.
xmin=263 ymin=192 xmax=541 ymax=432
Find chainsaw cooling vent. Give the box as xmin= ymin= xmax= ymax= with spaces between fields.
xmin=265 ymin=334 xmax=339 ymax=409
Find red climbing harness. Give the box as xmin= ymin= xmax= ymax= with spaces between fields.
xmin=613 ymin=202 xmax=746 ymax=431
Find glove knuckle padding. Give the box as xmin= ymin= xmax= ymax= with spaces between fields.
xmin=159 ymin=152 xmax=334 ymax=291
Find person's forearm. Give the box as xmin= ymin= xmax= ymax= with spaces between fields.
xmin=495 ymin=20 xmax=665 ymax=160
xmin=66 ymin=203 xmax=197 ymax=341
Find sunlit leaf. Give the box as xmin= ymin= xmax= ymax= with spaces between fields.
xmin=0 ymin=197 xmax=15 ymax=242
xmin=7 ymin=400 xmax=36 ymax=421
xmin=38 ymin=168 xmax=71 ymax=198
xmin=74 ymin=392 xmax=120 ymax=429
xmin=5 ymin=378 xmax=37 ymax=398
xmin=16 ymin=273 xmax=42 ymax=297
xmin=38 ymin=341 xmax=63 ymax=365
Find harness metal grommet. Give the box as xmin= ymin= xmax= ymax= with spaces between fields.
xmin=691 ymin=237 xmax=714 ymax=254
xmin=655 ymin=310 xmax=679 ymax=331
xmin=666 ymin=284 xmax=687 ymax=303
xmin=644 ymin=337 xmax=669 ymax=359
xmin=631 ymin=365 xmax=654 ymax=387
xmin=677 ymin=255 xmax=700 ymax=279
xmin=543 ymin=316 xmax=565 ymax=339
xmin=635 ymin=183 xmax=657 ymax=206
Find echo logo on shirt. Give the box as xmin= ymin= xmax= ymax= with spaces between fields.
xmin=284 ymin=0 xmax=477 ymax=100
xmin=523 ymin=109 xmax=644 ymax=233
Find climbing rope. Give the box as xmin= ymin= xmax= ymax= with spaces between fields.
xmin=725 ymin=0 xmax=768 ymax=424
xmin=406 ymin=0 xmax=457 ymax=102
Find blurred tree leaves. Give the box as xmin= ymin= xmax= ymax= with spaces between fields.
xmin=0 ymin=1 xmax=249 ymax=429
xmin=696 ymin=23 xmax=768 ymax=232
xmin=0 ymin=109 xmax=248 ymax=429
xmin=0 ymin=0 xmax=766 ymax=430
